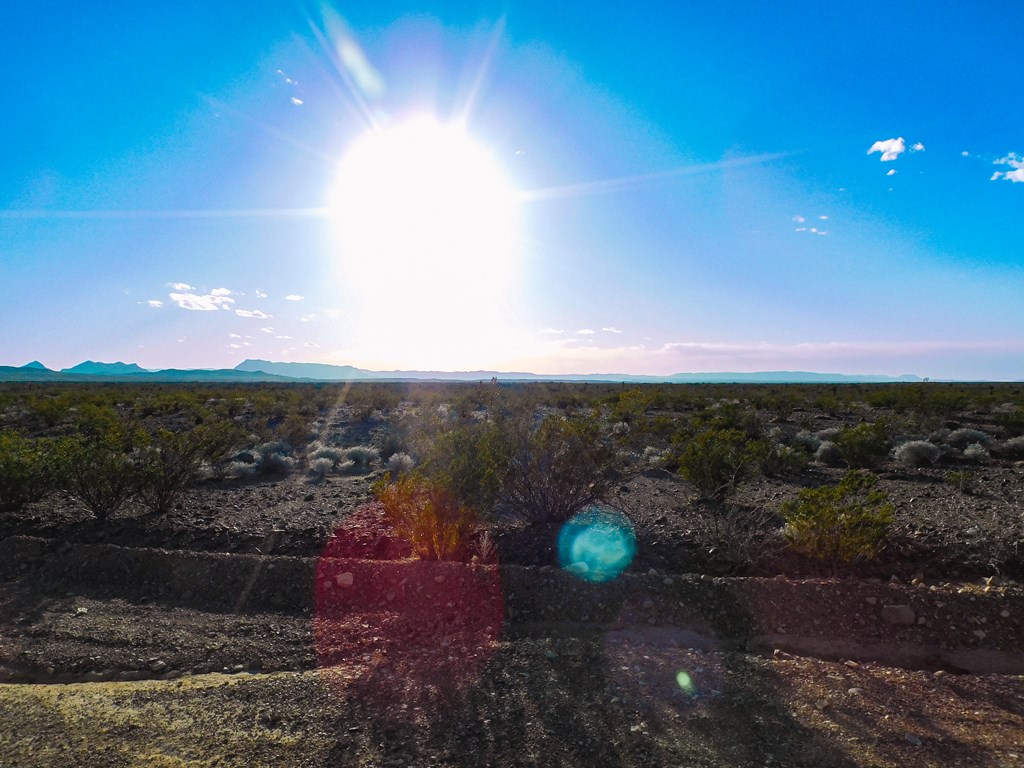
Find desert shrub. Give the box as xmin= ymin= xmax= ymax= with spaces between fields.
xmin=993 ymin=407 xmax=1024 ymax=438
xmin=375 ymin=474 xmax=476 ymax=560
xmin=834 ymin=422 xmax=889 ymax=469
xmin=224 ymin=460 xmax=258 ymax=480
xmin=962 ymin=442 xmax=989 ymax=462
xmin=943 ymin=470 xmax=975 ymax=494
xmin=945 ymin=428 xmax=990 ymax=450
xmin=0 ymin=431 xmax=54 ymax=511
xmin=746 ymin=439 xmax=809 ymax=478
xmin=277 ymin=413 xmax=315 ymax=448
xmin=781 ymin=470 xmax=894 ymax=570
xmin=677 ymin=428 xmax=750 ymax=501
xmin=259 ymin=451 xmax=296 ymax=474
xmin=894 ymin=440 xmax=940 ymax=468
xmin=54 ymin=429 xmax=143 ymax=520
xmin=308 ymin=457 xmax=335 ymax=476
xmin=814 ymin=440 xmax=843 ymax=467
xmin=133 ymin=423 xmax=240 ymax=514
xmin=346 ymin=445 xmax=380 ymax=466
xmin=502 ymin=410 xmax=617 ymax=524
xmin=387 ymin=451 xmax=415 ymax=476
xmin=791 ymin=430 xmax=821 ymax=453
xmin=997 ymin=436 xmax=1024 ymax=460
xmin=689 ymin=504 xmax=783 ymax=574
xmin=307 ymin=441 xmax=347 ymax=464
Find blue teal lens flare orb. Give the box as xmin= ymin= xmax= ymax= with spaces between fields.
xmin=558 ymin=505 xmax=637 ymax=582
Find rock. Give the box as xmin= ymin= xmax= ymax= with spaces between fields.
xmin=904 ymin=733 xmax=922 ymax=746
xmin=814 ymin=699 xmax=829 ymax=711
xmin=847 ymin=688 xmax=863 ymax=695
xmin=973 ymin=629 xmax=987 ymax=640
xmin=434 ymin=575 xmax=445 ymax=584
xmin=336 ymin=572 xmax=354 ymax=588
xmin=1001 ymin=609 xmax=1011 ymax=618
xmin=864 ymin=597 xmax=877 ymax=606
xmin=663 ymin=577 xmax=674 ymax=586
xmin=147 ymin=658 xmax=167 ymax=673
xmin=881 ymin=605 xmax=916 ymax=625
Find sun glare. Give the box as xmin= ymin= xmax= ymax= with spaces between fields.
xmin=330 ymin=118 xmax=521 ymax=367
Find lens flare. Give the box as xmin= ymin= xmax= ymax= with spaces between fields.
xmin=676 ymin=670 xmax=696 ymax=694
xmin=558 ymin=506 xmax=636 ymax=583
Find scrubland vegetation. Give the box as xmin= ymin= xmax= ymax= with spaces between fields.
xmin=2 ymin=379 xmax=1023 ymax=579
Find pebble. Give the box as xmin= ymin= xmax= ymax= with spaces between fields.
xmin=434 ymin=575 xmax=445 ymax=584
xmin=147 ymin=658 xmax=167 ymax=673
xmin=336 ymin=572 xmax=354 ymax=588
xmin=904 ymin=733 xmax=922 ymax=746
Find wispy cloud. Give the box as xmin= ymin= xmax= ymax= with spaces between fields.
xmin=275 ymin=335 xmax=293 ymax=339
xmin=169 ymin=282 xmax=193 ymax=291
xmin=602 ymin=327 xmax=622 ymax=334
xmin=290 ymin=97 xmax=303 ymax=106
xmin=285 ymin=294 xmax=304 ymax=301
xmin=792 ymin=215 xmax=806 ymax=223
xmin=255 ymin=289 xmax=268 ymax=298
xmin=537 ymin=328 xmax=565 ymax=335
xmin=169 ymin=291 xmax=235 ymax=311
xmin=886 ymin=169 xmax=897 ymax=176
xmin=991 ymin=153 xmax=1024 ymax=182
xmin=260 ymin=327 xmax=274 ymax=334
xmin=236 ymin=309 xmax=273 ymax=319
xmin=147 ymin=300 xmax=163 ymax=308
xmin=577 ymin=328 xmax=596 ymax=335
xmin=867 ymin=137 xmax=906 ymax=162
xmin=304 ymin=341 xmax=320 ymax=348
xmin=911 ymin=142 xmax=925 ymax=152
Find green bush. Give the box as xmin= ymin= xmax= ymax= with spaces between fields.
xmin=781 ymin=470 xmax=894 ymax=570
xmin=0 ymin=431 xmax=54 ymax=511
xmin=502 ymin=410 xmax=616 ymax=523
xmin=419 ymin=419 xmax=512 ymax=514
xmin=677 ymin=428 xmax=750 ymax=501
xmin=54 ymin=428 xmax=143 ymax=520
xmin=746 ymin=439 xmax=810 ymax=478
xmin=835 ymin=422 xmax=889 ymax=469
xmin=134 ymin=423 xmax=240 ymax=514
xmin=375 ymin=475 xmax=477 ymax=560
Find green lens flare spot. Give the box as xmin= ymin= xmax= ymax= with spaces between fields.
xmin=676 ymin=670 xmax=695 ymax=693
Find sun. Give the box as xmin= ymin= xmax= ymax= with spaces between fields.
xmin=329 ymin=117 xmax=523 ymax=367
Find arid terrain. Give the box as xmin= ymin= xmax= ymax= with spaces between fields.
xmin=1 ymin=381 xmax=1023 ymax=766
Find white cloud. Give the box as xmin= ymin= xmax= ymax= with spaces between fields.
xmin=602 ymin=327 xmax=623 ymax=334
xmin=792 ymin=215 xmax=806 ymax=223
xmin=867 ymin=137 xmax=906 ymax=161
xmin=538 ymin=328 xmax=565 ymax=335
xmin=260 ymin=327 xmax=274 ymax=334
xmin=169 ymin=282 xmax=194 ymax=291
xmin=169 ymin=291 xmax=236 ymax=311
xmin=255 ymin=289 xmax=268 ymax=299
xmin=147 ymin=300 xmax=163 ymax=308
xmin=235 ymin=309 xmax=273 ymax=319
xmin=229 ymin=343 xmax=242 ymax=349
xmin=299 ymin=314 xmax=319 ymax=323
xmin=275 ymin=335 xmax=293 ymax=339
xmin=910 ymin=142 xmax=925 ymax=152
xmin=229 ymin=333 xmax=242 ymax=339
xmin=290 ymin=97 xmax=303 ymax=106
xmin=818 ymin=215 xmax=829 ymax=220
xmin=577 ymin=329 xmax=596 ymax=335
xmin=961 ymin=151 xmax=970 ymax=157
xmin=886 ymin=169 xmax=897 ymax=176
xmin=794 ymin=227 xmax=806 ymax=232
xmin=304 ymin=341 xmax=320 ymax=348
xmin=285 ymin=294 xmax=304 ymax=301
xmin=210 ymin=287 xmax=231 ymax=296
xmin=991 ymin=153 xmax=1024 ymax=182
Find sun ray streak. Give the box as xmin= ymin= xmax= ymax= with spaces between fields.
xmin=517 ymin=151 xmax=794 ymax=202
xmin=454 ymin=16 xmax=507 ymax=127
xmin=308 ymin=7 xmax=382 ymax=134
xmin=202 ymin=95 xmax=337 ymax=165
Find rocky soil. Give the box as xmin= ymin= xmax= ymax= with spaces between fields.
xmin=1 ymin=464 xmax=1024 ymax=767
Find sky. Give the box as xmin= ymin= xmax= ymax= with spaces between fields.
xmin=2 ymin=0 xmax=1022 ymax=379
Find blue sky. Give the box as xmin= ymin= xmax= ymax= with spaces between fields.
xmin=2 ymin=1 xmax=1022 ymax=378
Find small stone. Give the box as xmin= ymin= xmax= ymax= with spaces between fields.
xmin=904 ymin=733 xmax=922 ymax=746
xmin=434 ymin=575 xmax=445 ymax=584
xmin=663 ymin=577 xmax=674 ymax=586
xmin=814 ymin=699 xmax=829 ymax=710
xmin=75 ymin=607 xmax=88 ymax=616
xmin=147 ymin=658 xmax=167 ymax=673
xmin=865 ymin=597 xmax=878 ymax=606
xmin=1000 ymin=609 xmax=1011 ymax=618
xmin=642 ymin=599 xmax=654 ymax=609
xmin=973 ymin=629 xmax=987 ymax=640
xmin=847 ymin=688 xmax=863 ymax=695
xmin=647 ymin=568 xmax=658 ymax=577
xmin=336 ymin=572 xmax=354 ymax=588
xmin=881 ymin=605 xmax=915 ymax=625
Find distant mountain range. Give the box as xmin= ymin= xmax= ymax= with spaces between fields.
xmin=0 ymin=358 xmax=935 ymax=384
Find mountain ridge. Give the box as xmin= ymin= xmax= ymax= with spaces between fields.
xmin=0 ymin=358 xmax=943 ymax=383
